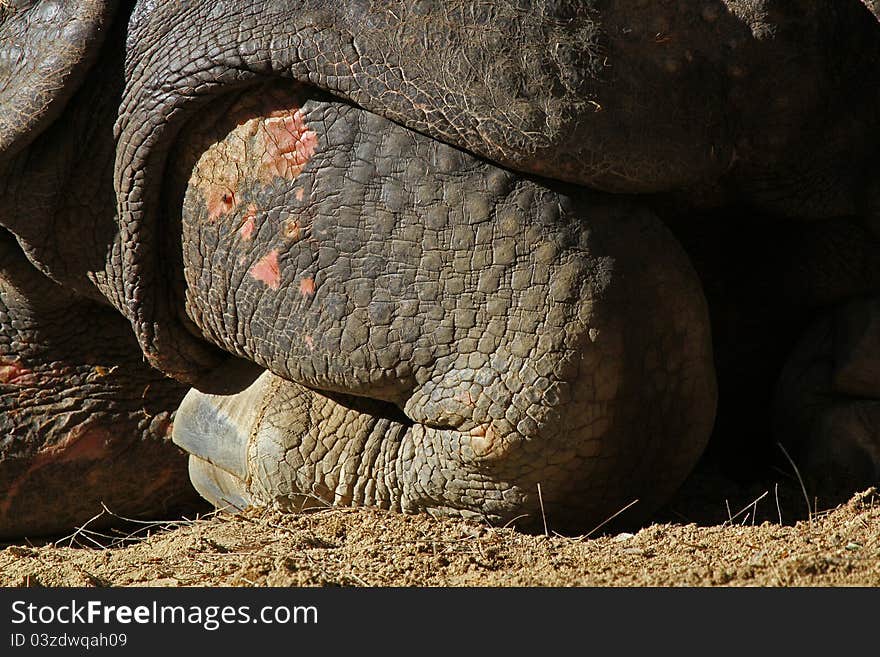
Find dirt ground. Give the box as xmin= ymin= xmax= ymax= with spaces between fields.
xmin=1 ymin=464 xmax=878 ymax=587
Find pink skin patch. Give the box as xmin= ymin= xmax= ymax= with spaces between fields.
xmin=299 ymin=277 xmax=316 ymax=297
xmin=0 ymin=359 xmax=30 ymax=384
xmin=206 ymin=188 xmax=237 ymax=221
xmin=249 ymin=250 xmax=281 ymax=290
xmin=259 ymin=110 xmax=318 ymax=181
xmin=240 ymin=216 xmax=256 ymax=240
xmin=193 ymin=100 xmax=316 ymax=223
xmin=0 ymin=425 xmax=111 ymax=521
xmin=240 ymin=204 xmax=258 ymax=240
xmin=303 ymin=335 xmax=315 ymax=351
xmin=55 ymin=427 xmax=111 ymax=464
xmin=295 ymin=188 xmax=305 ymax=201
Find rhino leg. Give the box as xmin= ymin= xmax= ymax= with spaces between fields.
xmin=775 ymin=299 xmax=880 ymax=495
xmin=166 ymin=85 xmax=716 ymax=529
xmin=0 ymin=233 xmax=199 ymax=539
xmin=769 ymin=208 xmax=880 ymax=498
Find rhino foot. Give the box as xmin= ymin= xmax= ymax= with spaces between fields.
xmin=174 ymin=360 xmax=715 ymax=531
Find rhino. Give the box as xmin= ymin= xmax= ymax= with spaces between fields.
xmin=0 ymin=0 xmax=878 ymax=537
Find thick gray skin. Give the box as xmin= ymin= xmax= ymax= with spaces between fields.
xmin=0 ymin=0 xmax=202 ymax=539
xmin=107 ymin=0 xmax=880 ymax=387
xmin=0 ymin=0 xmax=113 ymax=161
xmin=121 ymin=0 xmax=879 ymax=525
xmin=163 ymin=85 xmax=715 ymax=527
xmin=0 ymin=1 xmax=878 ymax=535
xmin=0 ymin=232 xmax=196 ymax=538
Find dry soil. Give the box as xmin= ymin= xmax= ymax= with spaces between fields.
xmin=1 ymin=467 xmax=877 ymax=587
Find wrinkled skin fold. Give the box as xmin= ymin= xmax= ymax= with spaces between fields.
xmin=0 ymin=0 xmax=878 ymax=537
xmin=162 ymin=85 xmax=716 ymax=526
xmin=0 ymin=231 xmax=196 ymax=537
xmin=112 ymin=0 xmax=880 ymax=382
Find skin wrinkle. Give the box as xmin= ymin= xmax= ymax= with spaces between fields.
xmin=0 ymin=2 xmax=130 ymax=305
xmin=1 ymin=2 xmax=878 ymax=534
xmin=0 ymin=0 xmax=114 ymax=161
xmin=0 ymin=233 xmax=196 ymax=538
xmin=115 ymin=0 xmax=688 ymax=376
xmin=166 ymin=81 xmax=715 ymax=526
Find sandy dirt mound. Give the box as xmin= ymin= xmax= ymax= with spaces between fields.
xmin=1 ymin=483 xmax=877 ymax=587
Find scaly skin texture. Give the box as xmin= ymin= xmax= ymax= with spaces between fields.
xmin=1 ymin=1 xmax=879 ymax=536
xmin=0 ymin=0 xmax=128 ymax=303
xmin=0 ymin=0 xmax=202 ymax=538
xmin=0 ymin=233 xmax=197 ymax=539
xmin=115 ymin=0 xmax=880 ymax=384
xmin=0 ymin=0 xmax=116 ymax=163
xmin=164 ymin=84 xmax=716 ymax=527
